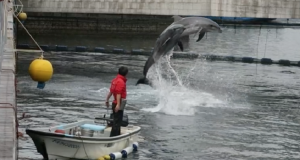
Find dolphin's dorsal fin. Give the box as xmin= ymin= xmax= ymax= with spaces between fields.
xmin=172 ymin=15 xmax=183 ymax=22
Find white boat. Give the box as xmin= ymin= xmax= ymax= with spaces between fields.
xmin=26 ymin=119 xmax=141 ymax=160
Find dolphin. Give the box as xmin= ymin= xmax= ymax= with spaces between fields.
xmin=135 ymin=16 xmax=223 ymax=86
xmin=136 ymin=24 xmax=187 ymax=85
xmin=171 ymin=15 xmax=222 ymax=46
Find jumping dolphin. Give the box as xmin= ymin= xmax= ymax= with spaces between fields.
xmin=136 ymin=16 xmax=223 ymax=86
xmin=171 ymin=15 xmax=222 ymax=46
xmin=136 ymin=24 xmax=186 ymax=85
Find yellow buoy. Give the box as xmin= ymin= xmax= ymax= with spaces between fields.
xmin=28 ymin=57 xmax=53 ymax=89
xmin=103 ymin=155 xmax=111 ymax=160
xmin=97 ymin=157 xmax=105 ymax=160
xmin=18 ymin=12 xmax=27 ymax=21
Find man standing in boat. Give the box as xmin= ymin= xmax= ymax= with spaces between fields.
xmin=105 ymin=66 xmax=128 ymax=137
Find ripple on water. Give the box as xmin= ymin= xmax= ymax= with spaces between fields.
xmin=17 ymin=27 xmax=300 ymax=160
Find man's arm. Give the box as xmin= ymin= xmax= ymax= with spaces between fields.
xmin=105 ymin=91 xmax=112 ymax=107
xmin=106 ymin=92 xmax=112 ymax=102
xmin=116 ymin=94 xmax=121 ymax=106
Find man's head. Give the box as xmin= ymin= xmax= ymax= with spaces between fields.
xmin=118 ymin=66 xmax=128 ymax=77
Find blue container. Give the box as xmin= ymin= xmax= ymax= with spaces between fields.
xmin=80 ymin=124 xmax=106 ymax=137
xmin=80 ymin=124 xmax=106 ymax=131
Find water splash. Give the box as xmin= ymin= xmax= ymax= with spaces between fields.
xmin=141 ymin=56 xmax=226 ymax=116
xmin=165 ymin=49 xmax=183 ymax=86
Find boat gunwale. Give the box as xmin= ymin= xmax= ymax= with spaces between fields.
xmin=26 ymin=126 xmax=141 ymax=141
xmin=26 ymin=118 xmax=141 ymax=142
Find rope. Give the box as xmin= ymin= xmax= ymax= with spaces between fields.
xmin=4 ymin=49 xmax=45 ymax=53
xmin=12 ymin=13 xmax=44 ymax=57
xmin=78 ymin=135 xmax=91 ymax=160
xmin=5 ymin=0 xmax=44 ymax=57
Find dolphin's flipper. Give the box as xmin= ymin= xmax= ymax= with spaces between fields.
xmin=193 ymin=27 xmax=202 ymax=38
xmin=196 ymin=30 xmax=206 ymax=42
xmin=177 ymin=41 xmax=184 ymax=51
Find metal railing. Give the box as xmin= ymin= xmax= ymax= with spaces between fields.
xmin=0 ymin=0 xmax=8 ymax=72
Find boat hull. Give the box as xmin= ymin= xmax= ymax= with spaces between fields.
xmin=26 ymin=120 xmax=141 ymax=160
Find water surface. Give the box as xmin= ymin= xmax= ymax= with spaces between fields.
xmin=17 ymin=25 xmax=300 ymax=160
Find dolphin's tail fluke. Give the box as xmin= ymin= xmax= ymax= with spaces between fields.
xmin=136 ymin=77 xmax=151 ymax=86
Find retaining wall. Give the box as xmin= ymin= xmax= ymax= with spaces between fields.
xmin=20 ymin=0 xmax=300 ymax=19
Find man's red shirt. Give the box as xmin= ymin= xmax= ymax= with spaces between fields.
xmin=109 ymin=74 xmax=127 ymax=104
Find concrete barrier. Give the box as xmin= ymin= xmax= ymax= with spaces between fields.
xmin=20 ymin=0 xmax=300 ymax=19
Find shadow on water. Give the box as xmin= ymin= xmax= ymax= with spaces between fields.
xmin=17 ymin=26 xmax=300 ymax=160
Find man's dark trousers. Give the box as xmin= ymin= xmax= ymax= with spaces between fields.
xmin=110 ymin=102 xmax=124 ymax=137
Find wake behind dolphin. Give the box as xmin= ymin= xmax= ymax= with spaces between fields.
xmin=136 ymin=16 xmax=223 ymax=86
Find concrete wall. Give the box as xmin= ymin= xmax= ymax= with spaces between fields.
xmin=20 ymin=0 xmax=300 ymax=19
xmin=17 ymin=13 xmax=173 ymax=38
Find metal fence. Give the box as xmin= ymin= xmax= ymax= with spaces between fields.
xmin=0 ymin=0 xmax=8 ymax=72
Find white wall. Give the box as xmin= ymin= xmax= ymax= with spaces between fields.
xmin=21 ymin=0 xmax=300 ymax=19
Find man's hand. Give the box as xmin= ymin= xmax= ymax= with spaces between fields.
xmin=115 ymin=104 xmax=120 ymax=112
xmin=105 ymin=101 xmax=109 ymax=108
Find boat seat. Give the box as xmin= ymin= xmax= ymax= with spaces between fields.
xmin=80 ymin=124 xmax=106 ymax=131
